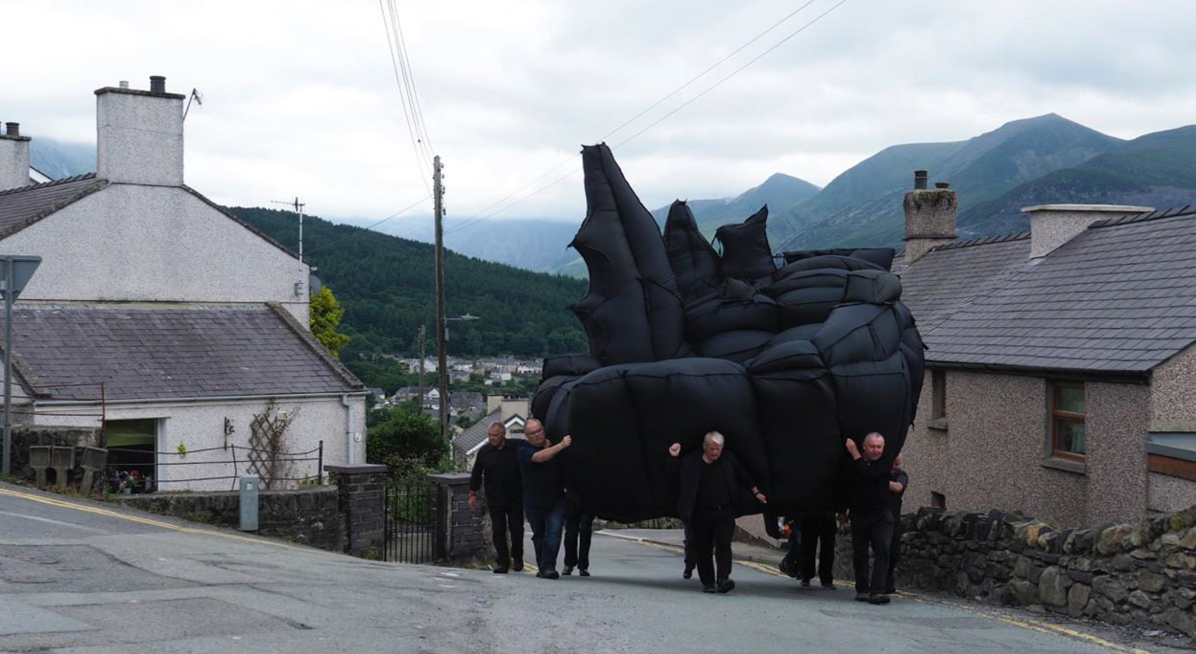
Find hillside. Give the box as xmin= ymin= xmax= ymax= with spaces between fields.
xmin=378 ymin=216 xmax=582 ymax=274
xmin=957 ymin=125 xmax=1196 ymax=236
xmin=228 ymin=207 xmax=590 ymax=361
xmin=649 ymin=172 xmax=821 ymax=238
xmin=779 ymin=114 xmax=1123 ymax=250
xmin=29 ymin=138 xmax=94 ymax=178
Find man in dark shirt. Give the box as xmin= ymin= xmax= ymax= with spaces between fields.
xmin=469 ymin=422 xmax=524 ymax=573
xmin=518 ymin=418 xmax=571 ymax=579
xmin=843 ymin=432 xmax=894 ymax=605
xmin=667 ymin=431 xmax=767 ymax=593
xmin=884 ymin=454 xmax=909 ymax=594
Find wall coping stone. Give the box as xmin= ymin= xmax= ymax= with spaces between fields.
xmin=325 ymin=464 xmax=387 ymax=475
xmin=428 ymin=473 xmax=472 ymax=486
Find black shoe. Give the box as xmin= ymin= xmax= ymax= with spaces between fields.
xmin=822 ymin=580 xmax=836 ymax=590
xmin=683 ymin=564 xmax=694 ymax=580
xmin=855 ymin=592 xmax=870 ymax=602
xmin=800 ymin=578 xmax=811 ymax=588
xmin=869 ymin=593 xmax=891 ymax=605
xmin=702 ymin=585 xmax=716 ymax=593
xmin=512 ymin=560 xmax=524 ymax=572
xmin=542 ymin=570 xmax=560 ymax=580
xmin=562 ymin=566 xmax=574 ymax=576
xmin=779 ymin=559 xmax=794 ymax=577
xmin=717 ymin=578 xmax=736 ymax=594
xmin=493 ymin=567 xmax=509 ymax=574
xmin=579 ymin=569 xmax=590 ymax=577
xmin=535 ymin=571 xmax=544 ymax=578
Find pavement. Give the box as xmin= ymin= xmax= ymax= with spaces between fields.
xmin=0 ymin=481 xmax=1190 ymax=654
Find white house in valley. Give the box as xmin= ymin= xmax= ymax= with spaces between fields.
xmin=0 ymin=76 xmax=367 ymax=491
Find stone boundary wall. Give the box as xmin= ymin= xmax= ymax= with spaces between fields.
xmin=832 ymin=506 xmax=1196 ymax=638
xmin=114 ymin=486 xmax=344 ymax=552
xmin=10 ymin=427 xmax=102 ymax=486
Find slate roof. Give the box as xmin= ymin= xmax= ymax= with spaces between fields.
xmin=904 ymin=206 xmax=1196 ymax=375
xmin=2 ymin=303 xmax=362 ymax=401
xmin=0 ymin=174 xmax=108 ymax=239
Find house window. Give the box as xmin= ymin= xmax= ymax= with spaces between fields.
xmin=931 ymin=491 xmax=946 ymax=510
xmin=1050 ymin=382 xmax=1086 ymax=460
xmin=931 ymin=369 xmax=946 ymax=420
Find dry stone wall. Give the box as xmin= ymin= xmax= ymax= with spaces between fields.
xmin=834 ymin=506 xmax=1196 ymax=638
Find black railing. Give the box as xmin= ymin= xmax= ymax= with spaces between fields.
xmin=384 ymin=478 xmax=435 ymax=564
xmin=105 ymin=441 xmax=323 ymax=491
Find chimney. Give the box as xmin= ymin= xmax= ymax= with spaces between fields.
xmin=1022 ymin=204 xmax=1154 ymax=258
xmin=0 ymin=121 xmax=32 ymax=191
xmin=95 ymin=75 xmax=186 ymax=186
xmin=903 ymin=170 xmax=957 ymax=263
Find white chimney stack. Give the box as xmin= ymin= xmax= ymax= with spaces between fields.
xmin=1021 ymin=204 xmax=1154 ymax=258
xmin=95 ymin=75 xmax=185 ymax=186
xmin=0 ymin=122 xmax=32 ymax=191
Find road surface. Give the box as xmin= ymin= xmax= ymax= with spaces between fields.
xmin=0 ymin=483 xmax=1185 ymax=653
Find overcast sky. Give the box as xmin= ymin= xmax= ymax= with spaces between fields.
xmin=6 ymin=1 xmax=1196 ymax=228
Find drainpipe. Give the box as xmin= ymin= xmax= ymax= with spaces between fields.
xmin=341 ymin=394 xmax=357 ymax=464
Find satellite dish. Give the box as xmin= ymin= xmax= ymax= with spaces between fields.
xmin=309 ymin=274 xmax=324 ymax=295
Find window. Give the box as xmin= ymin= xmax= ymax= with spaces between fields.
xmin=1050 ymin=382 xmax=1086 ymax=460
xmin=931 ymin=492 xmax=946 ymax=510
xmin=931 ymin=369 xmax=946 ymax=419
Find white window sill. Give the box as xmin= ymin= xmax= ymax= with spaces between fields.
xmin=1041 ymin=456 xmax=1086 ymax=475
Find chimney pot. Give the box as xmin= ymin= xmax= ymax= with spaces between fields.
xmin=119 ymin=80 xmax=129 ymax=89
xmin=5 ymin=123 xmax=19 ymax=137
xmin=913 ymin=170 xmax=928 ymax=190
xmin=149 ymin=75 xmax=166 ymax=93
xmin=935 ymin=182 xmax=950 ymax=189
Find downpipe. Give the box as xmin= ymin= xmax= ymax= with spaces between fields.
xmin=341 ymin=394 xmax=357 ymax=464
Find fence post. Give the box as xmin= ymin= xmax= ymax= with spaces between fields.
xmin=325 ymin=464 xmax=387 ymax=558
xmin=427 ymin=472 xmax=486 ymax=563
xmin=317 ymin=440 xmax=324 ymax=485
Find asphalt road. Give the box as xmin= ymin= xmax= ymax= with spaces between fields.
xmin=0 ymin=483 xmax=1187 ymax=654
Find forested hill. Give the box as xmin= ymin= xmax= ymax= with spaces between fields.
xmin=229 ymin=207 xmax=589 ymax=359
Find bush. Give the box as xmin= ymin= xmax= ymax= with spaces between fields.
xmin=366 ymin=400 xmax=447 ymax=470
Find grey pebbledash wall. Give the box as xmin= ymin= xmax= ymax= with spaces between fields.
xmin=115 ymin=485 xmax=344 ymax=551
xmin=834 ymin=506 xmax=1196 ymax=638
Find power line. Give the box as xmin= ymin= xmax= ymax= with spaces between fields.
xmin=389 ymin=0 xmax=435 ymax=156
xmin=304 ymin=194 xmax=433 ymax=255
xmin=376 ymin=0 xmax=433 ymax=192
xmin=447 ymin=0 xmax=849 ymax=236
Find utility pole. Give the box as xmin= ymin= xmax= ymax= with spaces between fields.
xmin=417 ymin=324 xmax=426 ymax=412
xmin=270 ymin=197 xmax=305 ymax=297
xmin=433 ymin=155 xmax=449 ymax=444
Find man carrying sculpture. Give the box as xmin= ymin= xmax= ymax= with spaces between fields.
xmin=842 ymin=431 xmax=895 ymax=605
xmin=668 ymin=431 xmax=767 ymax=594
xmin=519 ymin=418 xmax=571 ymax=579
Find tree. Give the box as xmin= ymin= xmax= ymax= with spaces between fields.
xmin=310 ymin=286 xmax=351 ymax=358
xmin=366 ymin=400 xmax=446 ymax=469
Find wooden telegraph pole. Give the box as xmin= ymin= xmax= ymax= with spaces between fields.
xmin=433 ymin=156 xmax=449 ymax=444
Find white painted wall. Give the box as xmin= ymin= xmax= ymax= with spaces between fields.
xmin=31 ymin=394 xmax=366 ymax=492
xmin=1 ymin=184 xmax=310 ymax=324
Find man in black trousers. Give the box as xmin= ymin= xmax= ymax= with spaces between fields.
xmin=563 ymin=492 xmax=594 ymax=576
xmin=469 ymin=422 xmax=524 ymax=574
xmin=884 ymin=454 xmax=909 ymax=594
xmin=843 ymin=432 xmax=894 ymax=605
xmin=667 ymin=431 xmax=768 ymax=594
xmin=798 ymin=510 xmax=838 ymax=589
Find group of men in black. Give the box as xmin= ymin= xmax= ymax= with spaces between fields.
xmin=468 ymin=419 xmax=593 ymax=578
xmin=470 ymin=423 xmax=908 ymax=604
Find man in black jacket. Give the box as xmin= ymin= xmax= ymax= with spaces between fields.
xmin=884 ymin=454 xmax=909 ymax=594
xmin=469 ymin=422 xmax=524 ymax=574
xmin=667 ymin=432 xmax=767 ymax=593
xmin=843 ymin=432 xmax=894 ymax=605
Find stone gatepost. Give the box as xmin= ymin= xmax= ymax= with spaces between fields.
xmin=428 ymin=473 xmax=487 ymax=562
xmin=325 ymin=464 xmax=387 ymax=559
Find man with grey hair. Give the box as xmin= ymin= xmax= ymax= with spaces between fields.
xmin=843 ymin=431 xmax=894 ymax=604
xmin=668 ymin=431 xmax=767 ymax=593
xmin=469 ymin=421 xmax=523 ymax=573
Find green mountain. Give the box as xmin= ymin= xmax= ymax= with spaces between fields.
xmin=778 ymin=114 xmax=1124 ymax=250
xmin=956 ymin=125 xmax=1196 ymax=236
xmin=377 ymin=216 xmax=583 ymax=275
xmin=228 ymin=207 xmax=589 ymax=363
xmin=650 ymin=172 xmax=821 ymax=239
xmin=29 ymin=138 xmax=95 ymax=179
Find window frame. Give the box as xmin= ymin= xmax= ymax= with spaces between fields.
xmin=1049 ymin=381 xmax=1086 ymax=462
xmin=931 ymin=369 xmax=947 ymax=420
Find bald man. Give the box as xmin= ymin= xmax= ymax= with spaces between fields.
xmin=844 ymin=432 xmax=894 ymax=605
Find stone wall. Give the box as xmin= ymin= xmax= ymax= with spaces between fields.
xmin=10 ymin=427 xmax=102 ymax=486
xmin=834 ymin=506 xmax=1196 ymax=638
xmin=429 ymin=473 xmax=487 ymax=562
xmin=115 ymin=486 xmax=344 ymax=551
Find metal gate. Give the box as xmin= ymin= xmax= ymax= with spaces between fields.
xmin=384 ymin=478 xmax=436 ymax=563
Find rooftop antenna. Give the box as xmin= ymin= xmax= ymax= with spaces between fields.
xmin=271 ymin=197 xmax=306 ymax=296
xmin=183 ymin=88 xmax=204 ymax=121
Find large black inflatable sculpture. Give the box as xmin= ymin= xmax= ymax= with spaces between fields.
xmin=533 ymin=144 xmax=925 ymax=523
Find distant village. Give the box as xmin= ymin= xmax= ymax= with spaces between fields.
xmin=365 ymin=356 xmax=542 ymax=424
